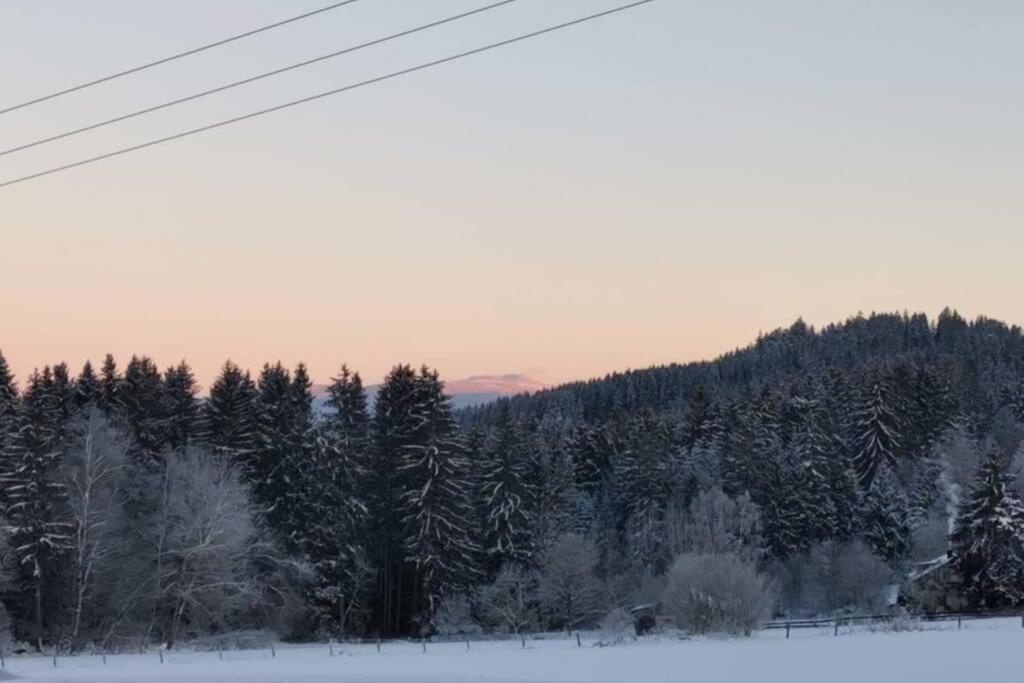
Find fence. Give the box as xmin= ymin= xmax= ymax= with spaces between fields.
xmin=764 ymin=610 xmax=1024 ymax=638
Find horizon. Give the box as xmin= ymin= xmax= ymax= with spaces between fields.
xmin=0 ymin=305 xmax=1004 ymax=393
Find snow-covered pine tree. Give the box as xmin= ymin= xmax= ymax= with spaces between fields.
xmin=309 ymin=365 xmax=372 ymax=632
xmin=0 ymin=370 xmax=71 ymax=650
xmin=399 ymin=367 xmax=481 ymax=628
xmin=852 ymin=374 xmax=902 ymax=488
xmin=531 ymin=436 xmax=583 ymax=552
xmin=369 ymin=364 xmax=421 ymax=636
xmin=163 ymin=361 xmax=199 ymax=451
xmin=250 ymin=363 xmax=311 ymax=548
xmin=613 ymin=411 xmax=678 ymax=570
xmin=0 ymin=350 xmax=18 ymax=459
xmin=98 ymin=354 xmax=121 ymax=416
xmin=479 ymin=402 xmax=536 ymax=575
xmin=789 ymin=395 xmax=839 ymax=541
xmin=50 ymin=363 xmax=76 ymax=429
xmin=859 ymin=464 xmax=912 ymax=566
xmin=950 ymin=448 xmax=1024 ymax=607
xmin=202 ymin=361 xmax=258 ymax=464
xmin=74 ymin=360 xmax=100 ymax=410
xmin=119 ymin=356 xmax=168 ymax=464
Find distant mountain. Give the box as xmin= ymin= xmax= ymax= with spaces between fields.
xmin=312 ymin=373 xmax=546 ymax=412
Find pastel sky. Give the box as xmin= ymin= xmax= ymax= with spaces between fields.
xmin=2 ymin=0 xmax=1023 ymax=390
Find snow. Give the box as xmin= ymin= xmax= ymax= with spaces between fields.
xmin=4 ymin=618 xmax=1021 ymax=683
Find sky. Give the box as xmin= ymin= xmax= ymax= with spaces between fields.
xmin=2 ymin=0 xmax=1023 ymax=391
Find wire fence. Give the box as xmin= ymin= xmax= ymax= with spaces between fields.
xmin=763 ymin=610 xmax=1024 ymax=638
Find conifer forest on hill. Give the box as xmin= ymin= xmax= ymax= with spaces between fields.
xmin=2 ymin=308 xmax=1024 ymax=649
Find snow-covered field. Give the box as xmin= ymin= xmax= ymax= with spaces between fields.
xmin=3 ymin=618 xmax=1020 ymax=683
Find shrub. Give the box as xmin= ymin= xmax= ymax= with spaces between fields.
xmin=661 ymin=552 xmax=775 ymax=636
xmin=598 ymin=607 xmax=635 ymax=645
xmin=432 ymin=594 xmax=482 ymax=637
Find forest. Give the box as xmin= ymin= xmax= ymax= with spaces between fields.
xmin=1 ymin=308 xmax=1024 ymax=650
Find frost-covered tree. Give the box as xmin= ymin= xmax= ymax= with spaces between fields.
xmin=61 ymin=409 xmax=129 ymax=647
xmin=143 ymin=450 xmax=261 ymax=648
xmin=536 ymin=533 xmax=603 ymax=631
xmin=950 ymin=448 xmax=1024 ymax=608
xmin=672 ymin=487 xmax=762 ymax=559
xmin=662 ymin=552 xmax=775 ymax=636
xmin=478 ymin=563 xmax=535 ymax=644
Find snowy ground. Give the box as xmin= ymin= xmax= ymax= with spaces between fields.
xmin=3 ymin=618 xmax=1021 ymax=683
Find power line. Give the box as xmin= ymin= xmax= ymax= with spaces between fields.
xmin=0 ymin=0 xmax=657 ymax=191
xmin=0 ymin=0 xmax=364 ymax=116
xmin=0 ymin=0 xmax=521 ymax=158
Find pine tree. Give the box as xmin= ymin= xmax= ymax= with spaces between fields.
xmin=163 ymin=361 xmax=199 ymax=451
xmin=202 ymin=361 xmax=258 ymax=464
xmin=74 ymin=361 xmax=100 ymax=409
xmin=479 ymin=403 xmax=536 ymax=574
xmin=0 ymin=371 xmax=71 ymax=650
xmin=613 ymin=412 xmax=677 ymax=570
xmin=98 ymin=354 xmax=121 ymax=416
xmin=0 ymin=350 xmax=18 ymax=459
xmin=250 ymin=363 xmax=311 ymax=546
xmin=369 ymin=364 xmax=421 ymax=636
xmin=119 ymin=356 xmax=167 ymax=463
xmin=309 ymin=365 xmax=372 ymax=632
xmin=399 ymin=367 xmax=480 ymax=628
xmin=951 ymin=448 xmax=1024 ymax=607
xmin=852 ymin=374 xmax=902 ymax=488
xmin=859 ymin=465 xmax=912 ymax=566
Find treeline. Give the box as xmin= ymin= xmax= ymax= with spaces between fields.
xmin=2 ymin=308 xmax=1024 ymax=649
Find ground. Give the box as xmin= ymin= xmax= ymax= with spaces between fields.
xmin=2 ymin=618 xmax=1019 ymax=682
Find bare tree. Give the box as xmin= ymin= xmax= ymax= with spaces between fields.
xmin=662 ymin=552 xmax=775 ymax=636
xmin=805 ymin=541 xmax=892 ymax=614
xmin=143 ymin=450 xmax=260 ymax=647
xmin=669 ymin=487 xmax=763 ymax=559
xmin=62 ymin=409 xmax=129 ymax=648
xmin=536 ymin=534 xmax=604 ymax=632
xmin=479 ymin=564 xmax=535 ymax=646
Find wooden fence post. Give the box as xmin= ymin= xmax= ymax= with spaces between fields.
xmin=421 ymin=640 xmax=427 ymax=654
xmin=158 ymin=649 xmax=164 ymax=664
xmin=833 ymin=620 xmax=839 ymax=637
xmin=53 ymin=646 xmax=58 ymax=668
xmin=576 ymin=633 xmax=582 ymax=648
xmin=271 ymin=644 xmax=276 ymax=658
xmin=786 ymin=623 xmax=790 ymax=639
xmin=102 ymin=654 xmax=107 ymax=666
xmin=957 ymin=616 xmax=962 ymax=630
xmin=377 ymin=638 xmax=381 ymax=653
